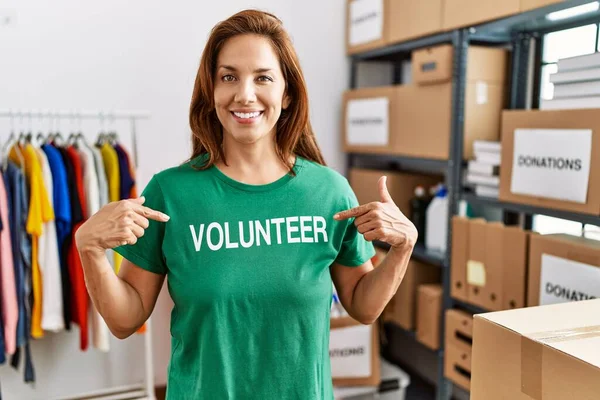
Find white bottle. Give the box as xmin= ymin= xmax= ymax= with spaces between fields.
xmin=425 ymin=186 xmax=448 ymax=252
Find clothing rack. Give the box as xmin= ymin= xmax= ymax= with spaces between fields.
xmin=0 ymin=109 xmax=156 ymax=400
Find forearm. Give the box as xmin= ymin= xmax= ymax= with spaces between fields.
xmin=79 ymin=249 xmax=146 ymax=338
xmin=351 ymin=244 xmax=413 ymax=324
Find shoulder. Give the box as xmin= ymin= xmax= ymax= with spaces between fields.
xmin=148 ymin=154 xmax=211 ymax=187
xmin=297 ymin=156 xmax=354 ymax=197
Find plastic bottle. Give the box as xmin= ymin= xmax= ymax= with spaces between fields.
xmin=410 ymin=186 xmax=428 ymax=245
xmin=425 ymin=185 xmax=448 ymax=253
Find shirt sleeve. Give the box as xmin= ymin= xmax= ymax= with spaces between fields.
xmin=334 ymin=182 xmax=376 ymax=267
xmin=113 ymin=175 xmax=168 ymax=275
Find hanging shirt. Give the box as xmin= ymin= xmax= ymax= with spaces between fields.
xmin=113 ymin=144 xmax=134 ymax=200
xmin=113 ymin=154 xmax=376 ymax=400
xmin=65 ymin=148 xmax=89 ymax=351
xmin=42 ymin=144 xmax=72 ymax=331
xmin=10 ymin=144 xmax=53 ymax=339
xmin=77 ymin=141 xmax=110 ymax=352
xmin=35 ymin=149 xmax=64 ymax=332
xmin=66 ymin=146 xmax=87 ymax=219
xmin=4 ymin=161 xmax=35 ymax=383
xmin=91 ymin=147 xmax=109 ymax=209
xmin=100 ymin=143 xmax=122 ymax=271
xmin=0 ymin=174 xmax=18 ymax=354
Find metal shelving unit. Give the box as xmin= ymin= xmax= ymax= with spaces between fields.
xmin=345 ymin=1 xmax=597 ymax=399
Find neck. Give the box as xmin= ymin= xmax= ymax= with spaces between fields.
xmin=216 ymin=134 xmax=295 ymax=185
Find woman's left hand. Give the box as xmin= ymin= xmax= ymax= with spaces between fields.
xmin=334 ymin=176 xmax=418 ymax=249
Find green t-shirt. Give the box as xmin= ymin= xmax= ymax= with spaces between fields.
xmin=114 ymin=154 xmax=375 ymax=400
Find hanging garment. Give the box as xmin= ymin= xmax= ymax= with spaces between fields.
xmin=113 ymin=144 xmax=134 ymax=201
xmin=35 ymin=148 xmax=64 ymax=332
xmin=4 ymin=161 xmax=35 ymax=383
xmin=42 ymin=144 xmax=72 ymax=330
xmin=91 ymin=147 xmax=108 ymax=208
xmin=77 ymin=140 xmax=110 ymax=352
xmin=0 ymin=173 xmax=18 ymax=354
xmin=65 ymin=148 xmax=89 ymax=351
xmin=10 ymin=144 xmax=52 ymax=339
xmin=100 ymin=143 xmax=122 ymax=271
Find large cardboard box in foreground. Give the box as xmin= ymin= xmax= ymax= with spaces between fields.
xmin=520 ymin=0 xmax=566 ymax=12
xmin=528 ymin=233 xmax=600 ymax=307
xmin=499 ymin=109 xmax=600 ymax=216
xmin=471 ymin=299 xmax=600 ymax=400
xmin=330 ymin=317 xmax=381 ymax=387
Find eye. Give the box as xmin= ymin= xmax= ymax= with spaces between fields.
xmin=222 ymin=74 xmax=236 ymax=82
xmin=257 ymin=75 xmax=274 ymax=82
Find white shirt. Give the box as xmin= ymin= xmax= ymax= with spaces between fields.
xmin=36 ymin=148 xmax=65 ymax=332
xmin=77 ymin=140 xmax=111 ymax=352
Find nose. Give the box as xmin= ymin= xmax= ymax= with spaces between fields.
xmin=234 ymin=79 xmax=257 ymax=105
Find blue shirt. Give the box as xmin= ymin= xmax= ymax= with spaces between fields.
xmin=114 ymin=144 xmax=134 ymax=200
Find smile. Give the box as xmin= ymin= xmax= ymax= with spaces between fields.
xmin=231 ymin=111 xmax=264 ymax=125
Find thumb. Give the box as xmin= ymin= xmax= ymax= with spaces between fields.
xmin=378 ymin=176 xmax=392 ymax=203
xmin=130 ymin=196 xmax=145 ymax=204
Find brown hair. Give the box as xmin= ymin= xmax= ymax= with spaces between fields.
xmin=188 ymin=9 xmax=326 ymax=171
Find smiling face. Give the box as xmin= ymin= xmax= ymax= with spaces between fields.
xmin=214 ymin=34 xmax=290 ymax=146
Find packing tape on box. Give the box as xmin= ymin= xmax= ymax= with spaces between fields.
xmin=521 ymin=325 xmax=600 ymax=399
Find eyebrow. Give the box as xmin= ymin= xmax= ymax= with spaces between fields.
xmin=218 ymin=65 xmax=273 ymax=73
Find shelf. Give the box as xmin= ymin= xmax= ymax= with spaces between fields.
xmin=383 ymin=322 xmax=444 ymax=357
xmin=471 ymin=0 xmax=600 ymax=41
xmin=452 ymin=299 xmax=489 ymax=315
xmin=461 ymin=192 xmax=600 ymax=226
xmin=374 ymin=241 xmax=447 ymax=268
xmin=347 ymin=153 xmax=449 ymax=176
xmin=351 ymin=32 xmax=454 ymax=61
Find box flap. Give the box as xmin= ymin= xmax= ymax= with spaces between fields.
xmin=477 ymin=299 xmax=600 ymax=368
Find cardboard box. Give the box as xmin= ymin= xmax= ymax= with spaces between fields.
xmin=388 ymin=259 xmax=441 ymax=330
xmin=444 ymin=309 xmax=473 ymax=391
xmin=499 ymin=109 xmax=600 ymax=216
xmin=452 ymin=217 xmax=529 ymax=311
xmin=330 ymin=316 xmax=381 ymax=386
xmin=387 ymin=0 xmax=443 ymax=45
xmin=346 ymin=0 xmax=388 ymax=55
xmin=343 ymin=81 xmax=506 ymax=159
xmin=443 ymin=0 xmax=520 ymax=30
xmin=416 ymin=284 xmax=443 ymax=350
xmin=471 ymin=299 xmax=600 ymax=400
xmin=412 ymin=45 xmax=507 ymax=86
xmin=349 ymin=168 xmax=442 ymax=216
xmin=450 ymin=216 xmax=472 ymax=302
xmin=520 ymin=0 xmax=565 ymax=12
xmin=528 ymin=233 xmax=600 ymax=307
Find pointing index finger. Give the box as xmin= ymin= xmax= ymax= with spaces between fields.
xmin=334 ymin=203 xmax=371 ymax=221
xmin=134 ymin=204 xmax=170 ymax=222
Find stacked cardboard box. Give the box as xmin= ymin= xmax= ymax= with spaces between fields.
xmin=451 ymin=216 xmax=529 ymax=311
xmin=343 ymin=45 xmax=507 ymax=160
xmin=416 ymin=284 xmax=443 ymax=350
xmin=444 ymin=309 xmax=473 ymax=391
xmin=542 ymin=53 xmax=600 ymax=110
xmin=499 ymin=109 xmax=600 ymax=216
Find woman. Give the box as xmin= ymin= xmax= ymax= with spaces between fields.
xmin=75 ymin=9 xmax=417 ymax=400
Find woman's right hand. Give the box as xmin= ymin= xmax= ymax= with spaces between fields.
xmin=75 ymin=196 xmax=170 ymax=255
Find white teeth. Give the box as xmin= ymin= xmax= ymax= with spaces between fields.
xmin=233 ymin=111 xmax=261 ymax=119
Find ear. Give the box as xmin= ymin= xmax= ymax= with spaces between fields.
xmin=282 ymin=93 xmax=291 ymax=110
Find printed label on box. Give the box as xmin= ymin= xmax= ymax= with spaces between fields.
xmin=510 ymin=129 xmax=592 ymax=204
xmin=346 ymin=97 xmax=389 ymax=146
xmin=476 ymin=82 xmax=488 ymax=105
xmin=539 ymin=254 xmax=600 ymax=305
xmin=329 ymin=324 xmax=372 ymax=378
xmin=349 ymin=0 xmax=384 ymax=46
xmin=467 ymin=260 xmax=486 ymax=287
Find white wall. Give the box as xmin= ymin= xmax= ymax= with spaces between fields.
xmin=0 ymin=0 xmax=348 ymax=398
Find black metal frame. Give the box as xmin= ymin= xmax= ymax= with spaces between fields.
xmin=345 ymin=1 xmax=600 ymax=399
